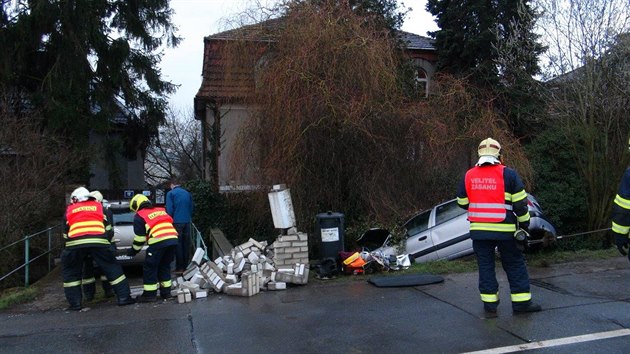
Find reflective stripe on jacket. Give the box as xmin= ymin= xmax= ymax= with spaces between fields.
xmin=457 ymin=164 xmax=530 ymax=240
xmin=612 ymin=168 xmax=630 ymax=236
xmin=64 ymin=200 xmax=109 ymax=247
xmin=136 ymin=207 xmax=179 ymax=245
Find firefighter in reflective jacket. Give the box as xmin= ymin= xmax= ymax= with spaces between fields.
xmin=456 ymin=138 xmax=541 ymax=314
xmin=81 ymin=190 xmax=116 ymax=300
xmin=612 ymin=165 xmax=630 ymax=258
xmin=128 ymin=194 xmax=179 ymax=302
xmin=62 ymin=187 xmax=135 ymax=310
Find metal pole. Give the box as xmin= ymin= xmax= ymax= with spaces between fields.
xmin=48 ymin=229 xmax=52 ymax=272
xmin=24 ymin=237 xmax=30 ymax=287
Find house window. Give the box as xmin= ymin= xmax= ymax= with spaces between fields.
xmin=415 ymin=68 xmax=428 ymax=98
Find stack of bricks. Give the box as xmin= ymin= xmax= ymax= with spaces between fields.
xmin=270 ymin=227 xmax=309 ymax=268
xmin=274 ymin=262 xmax=309 ymax=285
xmin=170 ymin=237 xmax=310 ymax=301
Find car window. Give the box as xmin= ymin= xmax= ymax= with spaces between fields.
xmin=435 ymin=200 xmax=467 ymax=226
xmin=112 ymin=211 xmax=135 ymax=225
xmin=404 ymin=210 xmax=431 ymax=236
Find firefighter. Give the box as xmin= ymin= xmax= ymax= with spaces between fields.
xmin=81 ymin=190 xmax=115 ymax=300
xmin=612 ymin=138 xmax=630 ymax=259
xmin=62 ymin=187 xmax=135 ymax=310
xmin=127 ymin=193 xmax=178 ymax=302
xmin=456 ymin=138 xmax=541 ymax=314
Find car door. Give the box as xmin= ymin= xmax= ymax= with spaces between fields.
xmin=432 ymin=200 xmax=472 ymax=260
xmin=403 ymin=209 xmax=439 ymax=262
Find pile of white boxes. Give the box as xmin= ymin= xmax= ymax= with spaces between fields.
xmin=171 ymin=238 xmax=309 ymax=303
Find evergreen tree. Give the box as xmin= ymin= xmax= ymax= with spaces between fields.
xmin=0 ymin=0 xmax=180 ymax=157
xmin=426 ymin=0 xmax=546 ymax=137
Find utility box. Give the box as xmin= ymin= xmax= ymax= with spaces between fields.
xmin=315 ymin=211 xmax=345 ymax=261
xmin=268 ymin=185 xmax=296 ymax=229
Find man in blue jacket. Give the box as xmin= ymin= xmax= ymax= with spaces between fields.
xmin=166 ymin=177 xmax=194 ymax=274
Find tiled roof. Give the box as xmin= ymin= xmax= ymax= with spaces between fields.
xmin=397 ymin=31 xmax=435 ymax=51
xmin=195 ymin=21 xmax=436 ymax=105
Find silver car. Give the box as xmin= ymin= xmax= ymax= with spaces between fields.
xmin=357 ymin=194 xmax=557 ymax=263
xmin=105 ymin=200 xmax=147 ymax=266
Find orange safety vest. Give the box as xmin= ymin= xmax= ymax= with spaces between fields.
xmin=136 ymin=207 xmax=178 ymax=243
xmin=464 ymin=164 xmax=507 ymax=222
xmin=66 ymin=200 xmax=106 ymax=238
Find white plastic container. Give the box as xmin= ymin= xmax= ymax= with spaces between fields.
xmin=267 ymin=186 xmax=296 ymax=229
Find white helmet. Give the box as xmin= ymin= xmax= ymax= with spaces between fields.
xmin=478 ymin=138 xmax=501 ymax=158
xmin=71 ymin=187 xmax=90 ymax=203
xmin=89 ymin=190 xmax=103 ymax=202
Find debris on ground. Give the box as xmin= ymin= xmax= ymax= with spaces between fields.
xmin=169 ymin=236 xmax=309 ymax=303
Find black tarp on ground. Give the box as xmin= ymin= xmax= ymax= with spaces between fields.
xmin=368 ymin=273 xmax=444 ymax=287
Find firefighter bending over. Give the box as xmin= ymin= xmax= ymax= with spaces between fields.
xmin=62 ymin=187 xmax=135 ymax=310
xmin=128 ymin=194 xmax=178 ymax=302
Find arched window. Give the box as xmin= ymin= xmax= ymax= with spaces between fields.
xmin=415 ymin=68 xmax=428 ymax=98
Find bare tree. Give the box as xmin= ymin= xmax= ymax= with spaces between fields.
xmin=144 ymin=107 xmax=203 ymax=186
xmin=0 ymin=93 xmax=81 ymax=286
xmin=536 ymin=0 xmax=630 ymax=231
xmin=225 ymin=1 xmax=532 ymax=227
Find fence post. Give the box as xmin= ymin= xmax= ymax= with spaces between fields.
xmin=48 ymin=228 xmax=52 ymax=273
xmin=24 ymin=237 xmax=30 ymax=287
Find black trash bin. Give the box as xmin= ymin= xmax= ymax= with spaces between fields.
xmin=315 ymin=211 xmax=345 ymax=262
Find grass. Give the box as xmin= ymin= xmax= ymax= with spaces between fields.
xmin=0 ymin=286 xmax=38 ymax=310
xmin=525 ymin=247 xmax=620 ymax=268
xmin=312 ymin=246 xmax=622 ymax=282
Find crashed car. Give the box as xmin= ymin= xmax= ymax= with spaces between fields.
xmin=357 ymin=194 xmax=557 ymax=263
xmin=105 ymin=200 xmax=147 ymax=266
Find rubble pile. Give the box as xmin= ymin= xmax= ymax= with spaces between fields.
xmin=171 ymin=237 xmax=309 ymax=303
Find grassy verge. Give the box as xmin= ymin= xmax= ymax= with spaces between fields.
xmin=0 ymin=286 xmax=38 ymax=310
xmin=525 ymin=247 xmax=620 ymax=268
xmin=312 ymin=246 xmax=622 ymax=282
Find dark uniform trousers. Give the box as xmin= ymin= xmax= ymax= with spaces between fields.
xmin=81 ymin=253 xmax=115 ymax=300
xmin=144 ymin=244 xmax=177 ymax=297
xmin=62 ymin=245 xmax=131 ymax=308
xmin=473 ymin=239 xmax=530 ymax=296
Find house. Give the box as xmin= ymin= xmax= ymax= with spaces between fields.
xmin=194 ymin=20 xmax=437 ymax=192
xmin=88 ymin=100 xmax=146 ymax=191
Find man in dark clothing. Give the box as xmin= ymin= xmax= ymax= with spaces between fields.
xmin=456 ymin=138 xmax=541 ymax=314
xmin=165 ymin=177 xmax=194 ymax=273
xmin=62 ymin=187 xmax=135 ymax=311
xmin=128 ymin=193 xmax=179 ymax=302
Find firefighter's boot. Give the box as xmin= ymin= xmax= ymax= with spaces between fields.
xmin=136 ymin=291 xmax=158 ymax=303
xmin=512 ymin=301 xmax=541 ymax=313
xmin=111 ymin=277 xmax=134 ymax=306
xmin=83 ymin=283 xmax=96 ymax=301
xmin=64 ymin=286 xmax=82 ymax=311
xmin=160 ymin=287 xmax=173 ymax=300
xmin=101 ymin=276 xmax=115 ymax=298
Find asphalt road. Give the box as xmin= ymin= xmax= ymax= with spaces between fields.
xmin=1 ymin=257 xmax=630 ymax=353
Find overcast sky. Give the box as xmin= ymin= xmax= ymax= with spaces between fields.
xmin=161 ymin=0 xmax=439 ymax=110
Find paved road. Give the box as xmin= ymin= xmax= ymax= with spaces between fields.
xmin=1 ymin=257 xmax=630 ymax=353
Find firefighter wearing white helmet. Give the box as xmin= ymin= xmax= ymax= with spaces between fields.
xmin=61 ymin=187 xmax=135 ymax=310
xmin=128 ymin=193 xmax=179 ymax=302
xmin=456 ymin=138 xmax=541 ymax=314
xmin=70 ymin=186 xmax=90 ymax=203
xmin=612 ymin=136 xmax=630 ymax=259
xmin=80 ymin=190 xmax=116 ymax=300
